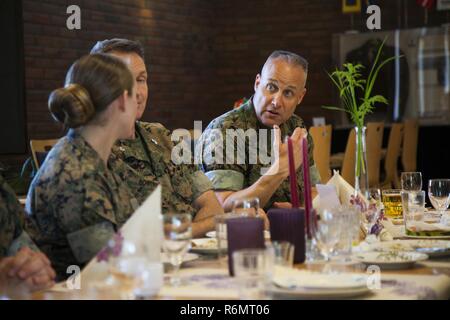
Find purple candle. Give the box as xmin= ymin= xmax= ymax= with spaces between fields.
xmin=287 ymin=137 xmax=299 ymax=208
xmin=302 ymin=137 xmax=313 ymax=238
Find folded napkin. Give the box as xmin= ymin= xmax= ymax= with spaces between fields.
xmin=313 ymin=170 xmax=369 ymax=211
xmin=312 ymin=171 xmax=396 ymax=241
xmin=79 ymin=186 xmax=163 ymax=285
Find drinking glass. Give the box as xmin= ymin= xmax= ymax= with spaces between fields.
xmin=266 ymin=241 xmax=294 ymax=267
xmin=401 ymin=172 xmax=423 ymax=192
xmin=313 ymin=209 xmax=341 ymax=261
xmin=382 ymin=189 xmax=403 ymax=219
xmin=332 ymin=206 xmax=360 ymax=260
xmin=401 ymin=190 xmax=426 ymax=235
xmin=162 ymin=213 xmax=192 ymax=286
xmin=215 ymin=212 xmax=248 ymax=263
xmin=428 ymin=179 xmax=450 ymax=214
xmin=368 ymin=188 xmax=382 ymax=206
xmin=232 ymin=197 xmax=260 ymax=216
xmin=232 ymin=248 xmax=274 ymax=300
xmin=111 ymin=256 xmax=164 ymax=299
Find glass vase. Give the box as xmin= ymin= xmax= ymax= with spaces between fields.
xmin=354 ymin=126 xmax=369 ymax=199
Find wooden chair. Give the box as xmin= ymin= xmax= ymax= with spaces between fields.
xmin=341 ymin=128 xmax=356 ymax=186
xmin=30 ymin=139 xmax=58 ymax=169
xmin=381 ymin=123 xmax=404 ymax=189
xmin=366 ymin=122 xmax=384 ymax=188
xmin=309 ymin=125 xmax=332 ymax=183
xmin=401 ymin=119 xmax=419 ymax=172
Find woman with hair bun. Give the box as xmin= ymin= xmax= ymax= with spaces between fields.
xmin=25 ymin=54 xmax=139 ymax=279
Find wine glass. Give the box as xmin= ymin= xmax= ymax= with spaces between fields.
xmin=313 ymin=209 xmax=340 ymax=261
xmin=162 ymin=213 xmax=192 ymax=286
xmin=401 ymin=172 xmax=423 ymax=192
xmin=368 ymin=188 xmax=382 ymax=208
xmin=428 ymin=179 xmax=450 ymax=215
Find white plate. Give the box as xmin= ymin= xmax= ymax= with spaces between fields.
xmin=355 ymin=251 xmax=428 ymax=269
xmin=369 ymin=240 xmax=450 ymax=258
xmin=269 ymin=285 xmax=371 ymax=299
xmin=190 ymin=238 xmax=219 ymax=255
xmin=206 ymin=230 xmax=271 ymax=240
xmin=270 ymin=269 xmax=370 ymax=299
xmin=404 ymin=234 xmax=450 ymax=240
xmin=161 ymin=252 xmax=199 ymax=264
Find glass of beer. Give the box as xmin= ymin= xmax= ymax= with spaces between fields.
xmin=382 ymin=189 xmax=403 ymax=219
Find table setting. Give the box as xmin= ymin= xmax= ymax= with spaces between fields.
xmin=32 ymin=143 xmax=450 ymax=301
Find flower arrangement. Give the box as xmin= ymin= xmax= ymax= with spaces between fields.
xmin=350 ymin=195 xmax=385 ymax=236
xmin=323 ymin=38 xmax=399 ymax=193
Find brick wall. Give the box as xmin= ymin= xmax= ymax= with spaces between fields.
xmin=2 ymin=0 xmax=448 ymax=167
xmin=22 ymin=0 xmax=215 ymax=142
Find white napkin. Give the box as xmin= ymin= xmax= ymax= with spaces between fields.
xmin=80 ymin=185 xmax=163 ymax=285
xmin=313 ymin=170 xmax=369 ymax=209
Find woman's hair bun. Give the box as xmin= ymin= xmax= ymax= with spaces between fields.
xmin=48 ymin=83 xmax=95 ymax=128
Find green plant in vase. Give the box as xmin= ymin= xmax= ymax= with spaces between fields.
xmin=323 ymin=38 xmax=399 ymax=197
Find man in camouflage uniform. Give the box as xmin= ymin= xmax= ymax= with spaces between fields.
xmin=197 ymin=50 xmax=321 ymax=211
xmin=0 ymin=174 xmax=55 ymax=293
xmin=26 ymin=131 xmax=139 ymax=279
xmin=91 ymin=39 xmax=224 ymax=237
xmin=0 ymin=174 xmax=37 ymax=257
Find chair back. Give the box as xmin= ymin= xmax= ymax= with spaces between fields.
xmin=402 ymin=119 xmax=419 ymax=172
xmin=309 ymin=125 xmax=332 ymax=183
xmin=366 ymin=122 xmax=384 ymax=188
xmin=30 ymin=139 xmax=58 ymax=169
xmin=384 ymin=123 xmax=404 ymax=188
xmin=341 ymin=128 xmax=356 ymax=186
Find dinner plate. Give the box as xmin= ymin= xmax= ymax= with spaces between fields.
xmin=269 ymin=285 xmax=371 ymax=299
xmin=269 ymin=269 xmax=370 ymax=299
xmin=369 ymin=240 xmax=450 ymax=258
xmin=404 ymin=234 xmax=450 ymax=240
xmin=190 ymin=238 xmax=220 ymax=255
xmin=206 ymin=230 xmax=271 ymax=240
xmin=355 ymin=251 xmax=428 ymax=269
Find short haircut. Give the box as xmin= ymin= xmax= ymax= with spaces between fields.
xmin=90 ymin=38 xmax=145 ymax=59
xmin=265 ymin=50 xmax=308 ymax=73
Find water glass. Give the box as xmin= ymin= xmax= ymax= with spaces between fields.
xmin=428 ymin=179 xmax=450 ymax=214
xmin=215 ymin=213 xmax=248 ymax=263
xmin=266 ymin=241 xmax=294 ymax=267
xmin=368 ymin=188 xmax=382 ymax=204
xmin=111 ymin=256 xmax=164 ymax=299
xmin=162 ymin=213 xmax=192 ymax=286
xmin=334 ymin=206 xmax=360 ymax=259
xmin=232 ymin=248 xmax=273 ymax=300
xmin=401 ymin=172 xmax=423 ymax=192
xmin=313 ymin=209 xmax=341 ymax=261
xmin=232 ymin=197 xmax=260 ymax=216
xmin=401 ymin=190 xmax=426 ymax=234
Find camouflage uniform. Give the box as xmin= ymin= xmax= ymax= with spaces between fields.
xmin=111 ymin=121 xmax=212 ymax=218
xmin=197 ymin=98 xmax=321 ymax=210
xmin=0 ymin=175 xmax=37 ymax=258
xmin=25 ymin=130 xmax=139 ymax=279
